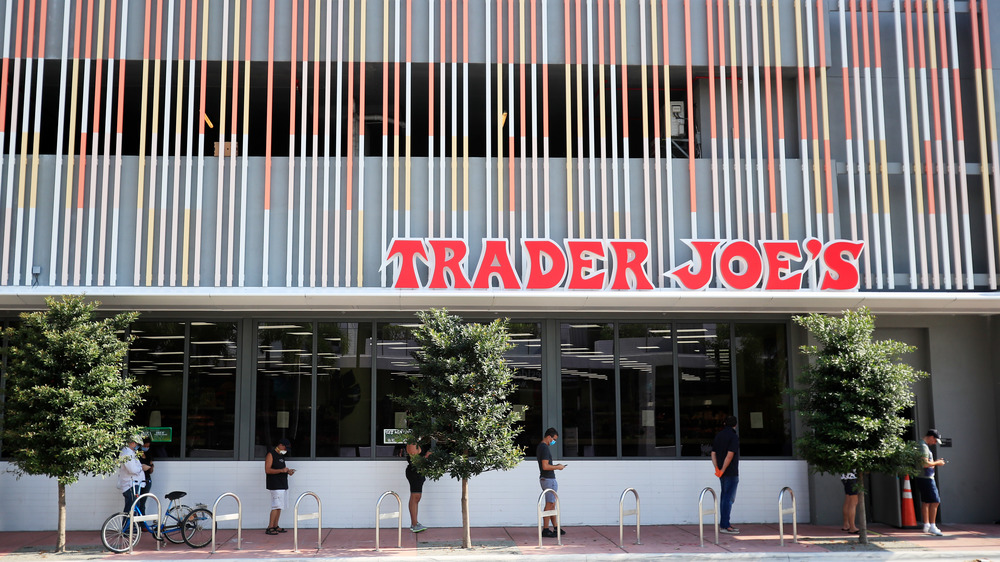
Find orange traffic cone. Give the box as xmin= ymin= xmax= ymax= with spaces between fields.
xmin=901 ymin=475 xmax=918 ymax=528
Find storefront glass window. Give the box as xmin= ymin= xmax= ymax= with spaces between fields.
xmin=734 ymin=323 xmax=791 ymax=456
xmin=130 ymin=322 xmax=185 ymax=458
xmin=316 ymin=322 xmax=373 ymax=457
xmin=186 ymin=322 xmax=238 ymax=458
xmin=256 ymin=322 xmax=314 ymax=458
xmin=507 ymin=323 xmax=544 ymax=451
xmin=678 ymin=322 xmax=732 ymax=457
xmin=375 ymin=323 xmax=420 ymax=457
xmin=560 ymin=323 xmax=617 ymax=457
xmin=620 ymin=323 xmax=676 ymax=457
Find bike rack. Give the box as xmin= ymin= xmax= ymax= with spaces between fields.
xmin=778 ymin=486 xmax=798 ymax=546
xmin=697 ymin=487 xmax=719 ymax=547
xmin=536 ymin=488 xmax=562 ymax=547
xmin=618 ymin=487 xmax=641 ymax=547
xmin=211 ymin=492 xmax=243 ymax=553
xmin=293 ymin=491 xmax=322 ymax=552
xmin=128 ymin=492 xmax=162 ymax=554
xmin=374 ymin=491 xmax=402 ymax=551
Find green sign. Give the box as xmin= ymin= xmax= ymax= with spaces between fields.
xmin=146 ymin=427 xmax=172 ymax=442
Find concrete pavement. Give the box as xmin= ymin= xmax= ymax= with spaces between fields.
xmin=1 ymin=523 xmax=998 ymax=561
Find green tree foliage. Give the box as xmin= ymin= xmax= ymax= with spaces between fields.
xmin=393 ymin=308 xmax=524 ymax=548
xmin=2 ymin=296 xmax=143 ymax=552
xmin=793 ymin=307 xmax=925 ymax=543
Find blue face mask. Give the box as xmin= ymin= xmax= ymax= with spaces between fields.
xmin=550 ymin=439 xmax=557 ymax=446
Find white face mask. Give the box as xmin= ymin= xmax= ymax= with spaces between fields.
xmin=278 ymin=449 xmax=287 ymax=455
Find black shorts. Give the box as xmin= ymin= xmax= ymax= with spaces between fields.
xmin=842 ymin=478 xmax=858 ymax=496
xmin=915 ymin=477 xmax=940 ymax=504
xmin=405 ymin=464 xmax=425 ymax=494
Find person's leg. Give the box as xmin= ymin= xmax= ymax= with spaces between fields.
xmin=719 ymin=476 xmax=739 ymax=530
xmin=843 ymin=495 xmax=859 ymax=531
xmin=268 ymin=509 xmax=280 ymax=529
xmin=122 ymin=488 xmax=137 ymax=514
xmin=927 ymin=503 xmax=939 ymax=527
xmin=408 ymin=492 xmax=422 ymax=526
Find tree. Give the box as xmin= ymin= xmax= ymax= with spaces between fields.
xmin=2 ymin=296 xmax=143 ymax=552
xmin=792 ymin=307 xmax=925 ymax=544
xmin=393 ymin=308 xmax=524 ymax=548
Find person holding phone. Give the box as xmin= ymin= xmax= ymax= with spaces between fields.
xmin=264 ymin=438 xmax=296 ymax=535
xmin=537 ymin=428 xmax=566 ymax=538
xmin=917 ymin=429 xmax=947 ymax=536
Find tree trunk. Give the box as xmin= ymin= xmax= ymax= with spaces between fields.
xmin=461 ymin=478 xmax=471 ymax=548
xmin=57 ymin=482 xmax=67 ymax=553
xmin=857 ymin=474 xmax=869 ymax=545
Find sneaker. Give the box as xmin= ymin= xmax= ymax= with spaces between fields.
xmin=410 ymin=524 xmax=427 ymax=533
xmin=923 ymin=523 xmax=931 ymax=533
xmin=929 ymin=525 xmax=944 ymax=536
xmin=558 ymin=528 xmax=566 ymax=535
xmin=541 ymin=528 xmax=557 ymax=538
xmin=720 ymin=527 xmax=740 ymax=534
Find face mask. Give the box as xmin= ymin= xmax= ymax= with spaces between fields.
xmin=279 ymin=449 xmax=287 ymax=455
xmin=550 ymin=439 xmax=557 ymax=446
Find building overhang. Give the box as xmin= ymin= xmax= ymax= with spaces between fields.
xmin=0 ymin=287 xmax=999 ymax=316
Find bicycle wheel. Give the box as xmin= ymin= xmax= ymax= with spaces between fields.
xmin=162 ymin=504 xmax=192 ymax=544
xmin=181 ymin=507 xmax=214 ymax=548
xmin=100 ymin=512 xmax=141 ymax=553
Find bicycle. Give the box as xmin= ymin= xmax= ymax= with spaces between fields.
xmin=100 ymin=490 xmax=214 ymax=552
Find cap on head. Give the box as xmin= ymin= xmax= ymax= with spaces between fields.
xmin=278 ymin=438 xmax=292 ymax=449
xmin=926 ymin=429 xmax=942 ymax=440
xmin=130 ymin=434 xmax=145 ymax=445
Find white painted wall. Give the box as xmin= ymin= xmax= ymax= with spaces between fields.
xmin=0 ymin=459 xmax=809 ymax=531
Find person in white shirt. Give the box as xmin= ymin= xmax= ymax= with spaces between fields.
xmin=117 ymin=435 xmax=151 ymax=514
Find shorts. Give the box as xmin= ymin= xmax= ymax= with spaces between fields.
xmin=914 ymin=477 xmax=940 ymax=504
xmin=539 ymin=477 xmax=558 ymax=503
xmin=269 ymin=489 xmax=287 ymax=510
xmin=842 ymin=478 xmax=858 ymax=496
xmin=405 ymin=464 xmax=426 ymax=494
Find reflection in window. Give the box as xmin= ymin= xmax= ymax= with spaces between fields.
xmin=735 ymin=323 xmax=790 ymax=456
xmin=560 ymin=323 xmax=616 ymax=457
xmin=620 ymin=324 xmax=676 ymax=457
xmin=375 ymin=323 xmax=420 ymax=458
xmin=186 ymin=322 xmax=237 ymax=458
xmin=506 ymin=323 xmax=544 ymax=452
xmin=678 ymin=323 xmax=732 ymax=457
xmin=130 ymin=322 xmax=185 ymax=458
xmin=256 ymin=323 xmax=313 ymax=458
xmin=316 ymin=322 xmax=373 ymax=457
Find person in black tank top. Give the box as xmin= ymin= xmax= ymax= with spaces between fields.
xmin=264 ymin=438 xmax=295 ymax=535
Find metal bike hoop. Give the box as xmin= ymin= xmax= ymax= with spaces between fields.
xmin=293 ymin=491 xmax=322 ymax=552
xmin=698 ymin=487 xmax=719 ymax=547
xmin=374 ymin=491 xmax=402 ymax=551
xmin=778 ymin=486 xmax=798 ymax=546
xmin=211 ymin=492 xmax=243 ymax=553
xmin=536 ymin=488 xmax=562 ymax=547
xmin=618 ymin=487 xmax=641 ymax=547
xmin=128 ymin=492 xmax=162 ymax=554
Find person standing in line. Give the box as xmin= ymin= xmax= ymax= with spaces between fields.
xmin=917 ymin=429 xmax=947 ymax=536
xmin=711 ymin=415 xmax=740 ymax=534
xmin=840 ymin=473 xmax=860 ymax=533
xmin=405 ymin=440 xmax=432 ymax=533
xmin=137 ymin=436 xmax=155 ymax=515
xmin=117 ymin=435 xmax=151 ymax=514
xmin=264 ymin=438 xmax=296 ymax=535
xmin=537 ymin=427 xmax=566 ymax=538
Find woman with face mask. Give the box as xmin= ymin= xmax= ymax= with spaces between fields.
xmin=264 ymin=438 xmax=295 ymax=535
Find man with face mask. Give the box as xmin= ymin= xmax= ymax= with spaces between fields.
xmin=117 ymin=435 xmax=151 ymax=515
xmin=264 ymin=438 xmax=296 ymax=535
xmin=537 ymin=428 xmax=566 ymax=538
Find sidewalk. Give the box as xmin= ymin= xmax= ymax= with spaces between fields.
xmin=2 ymin=523 xmax=999 ymax=561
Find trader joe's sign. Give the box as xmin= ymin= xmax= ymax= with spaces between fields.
xmin=384 ymin=237 xmax=864 ymax=291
